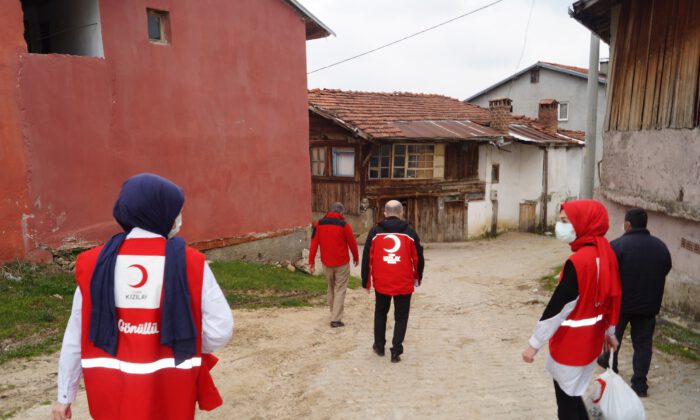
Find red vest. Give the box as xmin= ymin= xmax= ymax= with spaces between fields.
xmin=76 ymin=238 xmax=208 ymax=420
xmin=550 ymin=247 xmax=613 ymax=366
xmin=369 ymin=233 xmax=418 ymax=295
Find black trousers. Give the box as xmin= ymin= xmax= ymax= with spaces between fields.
xmin=553 ymin=380 xmax=588 ymax=420
xmin=374 ymin=292 xmax=412 ymax=354
xmin=613 ymin=313 xmax=656 ymax=393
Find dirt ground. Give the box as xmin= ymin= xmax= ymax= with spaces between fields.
xmin=7 ymin=233 xmax=700 ymax=419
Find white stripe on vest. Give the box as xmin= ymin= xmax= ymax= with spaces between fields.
xmin=560 ymin=314 xmax=603 ymax=328
xmin=81 ymin=357 xmax=202 ymax=374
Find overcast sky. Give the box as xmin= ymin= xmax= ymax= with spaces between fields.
xmin=300 ymin=0 xmax=608 ymax=100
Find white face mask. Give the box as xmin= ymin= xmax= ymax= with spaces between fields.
xmin=168 ymin=213 xmax=182 ymax=239
xmin=555 ymin=221 xmax=576 ymax=244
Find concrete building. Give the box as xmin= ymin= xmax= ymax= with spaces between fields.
xmin=467 ymin=61 xmax=606 ymax=186
xmin=0 ymin=0 xmax=332 ymax=263
xmin=571 ymin=0 xmax=700 ymax=321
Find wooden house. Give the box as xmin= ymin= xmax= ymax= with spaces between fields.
xmin=570 ymin=0 xmax=700 ymax=320
xmin=308 ymin=90 xmax=584 ymax=242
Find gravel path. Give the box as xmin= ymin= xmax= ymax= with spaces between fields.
xmin=8 ymin=233 xmax=700 ymax=419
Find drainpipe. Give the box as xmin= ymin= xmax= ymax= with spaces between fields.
xmin=580 ymin=33 xmax=600 ymax=199
xmin=541 ymin=147 xmax=549 ymax=231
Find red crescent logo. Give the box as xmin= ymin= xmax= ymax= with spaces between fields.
xmin=127 ymin=264 xmax=148 ymax=288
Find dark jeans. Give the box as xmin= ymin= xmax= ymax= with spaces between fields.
xmin=553 ymin=380 xmax=588 ymax=420
xmin=374 ymin=292 xmax=412 ymax=355
xmin=613 ymin=313 xmax=656 ymax=393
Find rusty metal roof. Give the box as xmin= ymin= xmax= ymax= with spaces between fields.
xmin=509 ymin=124 xmax=584 ymax=146
xmin=388 ymin=120 xmax=501 ymax=141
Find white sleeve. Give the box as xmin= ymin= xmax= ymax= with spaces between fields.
xmin=201 ymin=263 xmax=234 ymax=353
xmin=56 ymin=287 xmax=83 ymax=404
xmin=528 ymin=298 xmax=578 ymax=351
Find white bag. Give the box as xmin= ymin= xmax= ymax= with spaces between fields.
xmin=586 ymin=354 xmax=646 ymax=420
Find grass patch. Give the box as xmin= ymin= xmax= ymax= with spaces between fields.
xmin=0 ymin=262 xmax=75 ymax=365
xmin=209 ymin=260 xmax=360 ymax=309
xmin=654 ymin=321 xmax=700 ymax=362
xmin=538 ymin=265 xmax=562 ymax=292
xmin=0 ymin=259 xmax=360 ymax=364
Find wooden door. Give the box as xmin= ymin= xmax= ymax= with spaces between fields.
xmin=519 ymin=202 xmax=537 ymax=232
xmin=444 ymin=200 xmax=466 ymax=241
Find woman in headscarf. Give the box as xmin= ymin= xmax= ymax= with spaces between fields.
xmin=52 ymin=173 xmax=233 ymax=420
xmin=522 ymin=199 xmax=621 ymax=420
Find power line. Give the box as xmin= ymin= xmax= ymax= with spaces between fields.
xmin=507 ymin=0 xmax=536 ymax=97
xmin=307 ymin=0 xmax=506 ymax=75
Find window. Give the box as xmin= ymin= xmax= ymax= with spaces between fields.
xmin=310 ymin=147 xmax=326 ymax=176
xmin=369 ymin=144 xmax=391 ymax=179
xmin=20 ymin=0 xmax=104 ymax=57
xmin=332 ymin=148 xmax=355 ymax=177
xmin=393 ymin=144 xmax=434 ymax=179
xmin=530 ymin=69 xmax=540 ymax=83
xmin=147 ymin=9 xmax=170 ymax=44
xmin=558 ymin=102 xmax=569 ymax=121
xmin=491 ymin=164 xmax=500 ymax=183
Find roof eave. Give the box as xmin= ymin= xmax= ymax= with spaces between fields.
xmin=569 ymin=0 xmax=617 ymax=44
xmin=283 ymin=0 xmax=335 ymax=40
xmin=465 ymin=61 xmax=605 ymax=102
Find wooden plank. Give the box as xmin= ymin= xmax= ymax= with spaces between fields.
xmin=614 ymin=0 xmax=636 ymax=131
xmin=674 ymin=0 xmax=700 ymax=128
xmin=628 ymin=1 xmax=652 ymax=131
xmin=608 ymin=0 xmax=632 ymax=131
xmin=645 ymin=0 xmax=671 ymax=128
xmin=658 ymin=0 xmax=681 ymax=127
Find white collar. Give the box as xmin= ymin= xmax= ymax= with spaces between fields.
xmin=126 ymin=227 xmax=164 ymax=239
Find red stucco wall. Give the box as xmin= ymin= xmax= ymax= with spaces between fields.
xmin=1 ymin=0 xmax=312 ymax=261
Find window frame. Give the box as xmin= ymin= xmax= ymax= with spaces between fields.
xmin=310 ymin=146 xmax=327 ymax=177
xmin=558 ymin=102 xmax=569 ymax=121
xmin=332 ymin=147 xmax=355 ymax=177
xmin=491 ymin=164 xmax=500 ymax=183
xmin=147 ymin=9 xmax=170 ymax=44
xmin=390 ymin=143 xmax=435 ymax=179
xmin=530 ymin=69 xmax=540 ymax=83
xmin=368 ymin=144 xmax=391 ymax=179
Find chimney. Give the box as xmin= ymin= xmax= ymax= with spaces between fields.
xmin=538 ymin=99 xmax=559 ymax=135
xmin=488 ymin=97 xmax=512 ymax=135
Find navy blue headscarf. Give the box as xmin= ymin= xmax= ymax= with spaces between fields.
xmin=89 ymin=173 xmax=197 ymax=365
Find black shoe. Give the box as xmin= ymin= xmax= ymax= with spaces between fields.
xmin=330 ymin=321 xmax=345 ymax=328
xmin=633 ymin=388 xmax=648 ymax=398
xmin=390 ymin=350 xmax=401 ymax=363
xmin=372 ymin=344 xmax=385 ymax=357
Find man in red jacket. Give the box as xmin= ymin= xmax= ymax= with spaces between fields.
xmin=309 ymin=202 xmax=359 ymax=328
xmin=362 ymin=200 xmax=424 ymax=363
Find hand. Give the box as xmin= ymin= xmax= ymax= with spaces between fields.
xmin=309 ymin=265 xmax=315 ymax=274
xmin=522 ymin=345 xmax=537 ymax=363
xmin=353 ymin=260 xmax=358 ymax=267
xmin=364 ymin=288 xmax=370 ymax=295
xmin=52 ymin=402 xmax=72 ymax=420
xmin=605 ymin=334 xmax=619 ymax=352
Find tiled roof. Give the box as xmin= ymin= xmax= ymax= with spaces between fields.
xmin=541 ymin=61 xmax=605 ymax=77
xmin=309 ymin=89 xmax=584 ymax=145
xmin=308 ymin=89 xmax=491 ymax=139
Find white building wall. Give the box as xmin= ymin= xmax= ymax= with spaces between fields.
xmin=468 ymin=143 xmax=583 ymax=237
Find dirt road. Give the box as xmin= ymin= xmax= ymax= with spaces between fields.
xmin=8 ymin=233 xmax=700 ymax=419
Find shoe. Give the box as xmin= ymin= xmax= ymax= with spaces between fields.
xmin=330 ymin=321 xmax=345 ymax=328
xmin=390 ymin=350 xmax=401 ymax=363
xmin=372 ymin=344 xmax=385 ymax=357
xmin=633 ymin=388 xmax=648 ymax=398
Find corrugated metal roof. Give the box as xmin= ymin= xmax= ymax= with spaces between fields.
xmin=388 ymin=120 xmax=501 ymax=140
xmin=509 ymin=124 xmax=584 ymax=145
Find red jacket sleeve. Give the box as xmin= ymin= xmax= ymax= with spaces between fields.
xmin=309 ymin=222 xmax=319 ymax=266
xmin=344 ymin=223 xmax=359 ymax=263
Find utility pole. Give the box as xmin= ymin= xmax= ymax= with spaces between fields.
xmin=580 ymin=33 xmax=600 ymax=199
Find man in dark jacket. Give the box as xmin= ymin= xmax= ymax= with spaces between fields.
xmin=601 ymin=208 xmax=671 ymax=397
xmin=309 ymin=202 xmax=359 ymax=328
xmin=361 ymin=200 xmax=424 ymax=363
